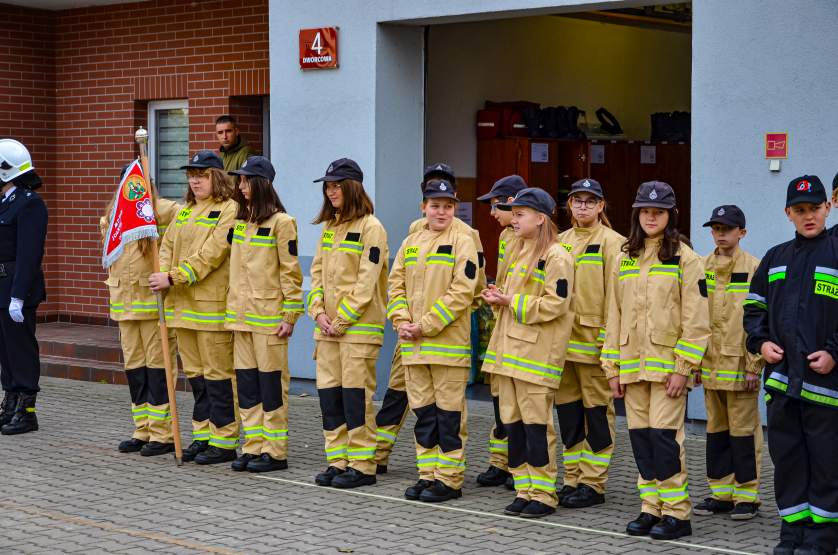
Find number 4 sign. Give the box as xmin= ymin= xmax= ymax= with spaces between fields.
xmin=299 ymin=28 xmax=339 ymax=70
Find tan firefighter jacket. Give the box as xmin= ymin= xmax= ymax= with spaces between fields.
xmin=557 ymin=222 xmax=625 ymax=365
xmin=495 ymin=226 xmax=518 ymax=290
xmin=159 ymin=197 xmax=237 ymax=331
xmin=700 ymin=246 xmax=764 ymax=390
xmin=224 ymin=211 xmax=304 ymax=339
xmin=409 ymin=216 xmax=486 ymax=309
xmin=388 ymin=221 xmax=479 ymax=368
xmin=482 ymin=241 xmax=575 ymax=389
xmin=601 ymin=238 xmax=710 ymax=384
xmin=102 ymin=198 xmax=180 ymax=321
xmin=307 ymin=214 xmax=389 ymax=345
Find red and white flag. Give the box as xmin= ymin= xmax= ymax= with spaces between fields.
xmin=102 ymin=159 xmax=158 ymax=269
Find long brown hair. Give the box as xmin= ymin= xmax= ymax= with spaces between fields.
xmin=520 ymin=209 xmax=559 ymax=284
xmin=312 ymin=179 xmax=374 ymax=224
xmin=234 ymin=175 xmax=286 ymax=224
xmin=623 ymin=207 xmax=681 ymax=261
xmin=185 ymin=168 xmax=235 ymax=204
xmin=565 ymin=197 xmax=613 ymax=229
xmin=101 ymin=176 xmax=161 ymax=257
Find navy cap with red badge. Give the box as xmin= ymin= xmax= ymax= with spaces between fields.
xmin=422 ymin=178 xmax=458 ymax=201
xmin=703 ymin=205 xmax=746 ymax=228
xmin=181 ymin=150 xmax=223 ymax=170
xmin=313 ymin=158 xmax=364 ymax=183
xmin=477 ymin=174 xmax=527 ymax=203
xmin=229 ymin=156 xmax=276 ymax=181
xmin=497 ymin=187 xmax=556 ymax=216
xmin=786 ymin=175 xmax=826 ymax=207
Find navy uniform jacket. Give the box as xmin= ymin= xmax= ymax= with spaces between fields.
xmin=744 ymin=230 xmax=838 ymax=409
xmin=0 ymin=187 xmax=48 ymax=309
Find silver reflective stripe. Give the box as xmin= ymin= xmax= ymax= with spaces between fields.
xmin=815 ymin=266 xmax=838 ymax=278
xmin=811 ymin=505 xmax=838 ymax=519
xmin=768 ymin=371 xmax=789 ymax=384
xmin=801 ymin=381 xmax=838 ymax=399
xmin=779 ymin=502 xmax=810 ymax=517
xmin=746 ymin=292 xmax=766 ymax=303
xmin=768 ymin=266 xmax=787 ymax=275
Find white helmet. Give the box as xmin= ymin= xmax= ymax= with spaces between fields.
xmin=0 ymin=139 xmax=34 ymax=184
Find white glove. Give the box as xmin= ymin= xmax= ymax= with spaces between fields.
xmin=9 ymin=298 xmax=23 ymax=323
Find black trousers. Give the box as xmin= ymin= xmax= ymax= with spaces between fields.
xmin=0 ymin=307 xmax=40 ymax=394
xmin=768 ymin=392 xmax=838 ymax=551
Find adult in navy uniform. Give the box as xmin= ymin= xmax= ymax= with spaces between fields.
xmin=0 ymin=139 xmax=48 ymax=435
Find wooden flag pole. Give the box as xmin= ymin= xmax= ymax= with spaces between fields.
xmin=135 ymin=126 xmax=183 ymax=466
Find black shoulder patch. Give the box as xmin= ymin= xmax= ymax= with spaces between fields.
xmin=437 ymin=244 xmax=453 ymax=254
xmin=288 ymin=239 xmax=298 ymax=256
xmin=537 ymin=259 xmax=546 ymax=271
xmin=556 ymin=279 xmax=568 ymax=298
xmin=208 ymin=210 xmax=221 ymax=218
xmin=585 ymin=244 xmax=601 ymax=254
xmin=698 ymin=279 xmax=708 ymax=298
xmin=257 ymin=227 xmax=271 ymax=236
xmin=346 ymin=232 xmax=361 ymax=242
xmin=226 ymin=228 xmax=234 ymax=244
xmin=477 ymin=251 xmax=485 ymax=268
xmin=465 ymin=260 xmax=476 ymax=279
xmin=369 ymin=246 xmax=380 ymax=264
xmin=731 ymin=272 xmax=749 ymax=282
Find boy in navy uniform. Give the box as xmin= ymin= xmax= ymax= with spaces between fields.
xmin=0 ymin=139 xmax=48 ymax=435
xmin=744 ymin=175 xmax=838 ymax=555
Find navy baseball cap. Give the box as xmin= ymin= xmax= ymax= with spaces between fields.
xmin=786 ymin=175 xmax=826 ymax=207
xmin=181 ymin=150 xmax=223 ymax=170
xmin=313 ymin=158 xmax=364 ymax=183
xmin=632 ymin=180 xmax=676 ymax=209
xmin=497 ymin=187 xmax=556 ymax=216
xmin=422 ymin=178 xmax=458 ymax=201
xmin=423 ymin=162 xmax=455 ymax=184
xmin=229 ymin=156 xmax=275 ymax=181
xmin=703 ymin=205 xmax=746 ymax=228
xmin=569 ymin=178 xmax=604 ymax=199
xmin=477 ymin=174 xmax=528 ymax=203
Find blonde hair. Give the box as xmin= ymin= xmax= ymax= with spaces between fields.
xmin=185 ymin=167 xmax=234 ymax=204
xmin=521 ymin=209 xmax=559 ymax=284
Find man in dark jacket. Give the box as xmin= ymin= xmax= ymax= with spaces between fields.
xmin=744 ymin=175 xmax=838 ymax=555
xmin=0 ymin=139 xmax=48 ymax=435
xmin=216 ymin=115 xmax=257 ymax=172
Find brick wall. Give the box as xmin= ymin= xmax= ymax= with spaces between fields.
xmin=4 ymin=0 xmax=269 ymax=322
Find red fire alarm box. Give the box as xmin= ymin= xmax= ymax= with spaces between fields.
xmin=299 ymin=27 xmax=339 ymax=70
xmin=765 ymin=132 xmax=788 ymax=159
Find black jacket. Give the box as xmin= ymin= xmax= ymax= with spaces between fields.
xmin=0 ymin=187 xmax=48 ymax=308
xmin=744 ymin=230 xmax=838 ymax=409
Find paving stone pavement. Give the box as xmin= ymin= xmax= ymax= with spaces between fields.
xmin=0 ymin=377 xmax=779 ymax=554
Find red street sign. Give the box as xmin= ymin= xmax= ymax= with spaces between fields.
xmin=765 ymin=132 xmax=788 ymax=159
xmin=299 ymin=27 xmax=339 ymax=70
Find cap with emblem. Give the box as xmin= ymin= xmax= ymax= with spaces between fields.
xmin=632 ymin=180 xmax=676 ymax=209
xmin=477 ymin=174 xmax=528 ymax=203
xmin=786 ymin=175 xmax=826 ymax=207
xmin=423 ymin=162 xmax=455 ymax=184
xmin=229 ymin=156 xmax=276 ymax=181
xmin=313 ymin=158 xmax=364 ymax=183
xmin=181 ymin=150 xmax=223 ymax=170
xmin=569 ymin=178 xmax=604 ymax=199
xmin=703 ymin=204 xmax=746 ymax=228
xmin=497 ymin=187 xmax=556 ymax=216
xmin=422 ymin=178 xmax=458 ymax=201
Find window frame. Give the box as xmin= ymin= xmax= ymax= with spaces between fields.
xmin=147 ymin=99 xmax=189 ymax=199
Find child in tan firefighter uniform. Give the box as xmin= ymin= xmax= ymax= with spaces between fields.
xmin=225 ymin=157 xmax=303 ymax=473
xmin=102 ymin=167 xmax=180 ymax=456
xmin=601 ymin=181 xmax=710 ymax=540
xmin=693 ymin=205 xmax=763 ymax=520
xmin=554 ymin=178 xmax=624 ymax=508
xmin=388 ymin=177 xmax=479 ymax=503
xmin=482 ymin=187 xmax=575 ymax=519
xmin=149 ymin=150 xmax=239 ymax=465
xmin=374 ymin=163 xmax=486 ymax=474
xmin=308 ymin=158 xmax=389 ymax=489
xmin=472 ymin=173 xmax=528 ymax=489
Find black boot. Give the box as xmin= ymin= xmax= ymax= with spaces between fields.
xmin=331 ymin=467 xmax=376 ymax=489
xmin=376 ymin=464 xmax=388 ymax=475
xmin=405 ymin=479 xmax=433 ymax=500
xmin=181 ymin=440 xmax=209 ymax=462
xmin=557 ymin=484 xmax=577 ymax=504
xmin=419 ymin=480 xmax=462 ymax=502
xmin=626 ymin=512 xmax=661 ymax=536
xmin=118 ymin=437 xmax=147 ymax=453
xmin=520 ymin=500 xmax=556 ymax=519
xmin=0 ymin=392 xmax=19 ymax=427
xmin=561 ymin=484 xmax=605 ymax=508
xmin=231 ymin=453 xmax=259 ymax=472
xmin=1 ymin=393 xmax=38 ymax=435
xmin=649 ymin=516 xmax=692 ymax=540
xmin=140 ymin=442 xmax=174 ymax=457
xmin=476 ymin=465 xmax=511 ymax=487
xmin=247 ymin=453 xmax=288 ymax=473
xmin=194 ymin=446 xmax=237 ymax=465
xmin=315 ymin=466 xmax=345 ymax=486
